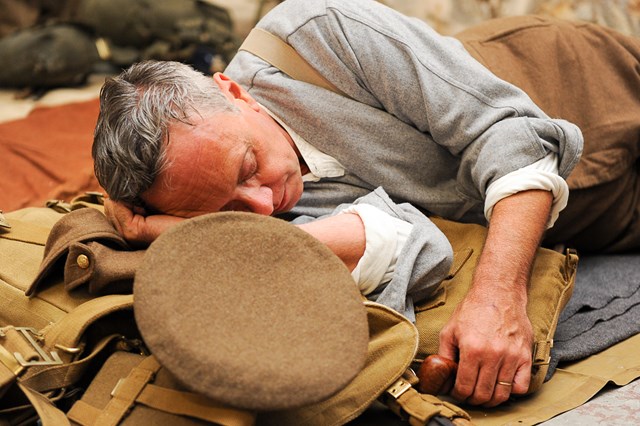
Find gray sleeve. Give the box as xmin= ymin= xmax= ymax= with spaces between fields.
xmin=264 ymin=0 xmax=583 ymax=199
xmin=292 ymin=187 xmax=453 ymax=321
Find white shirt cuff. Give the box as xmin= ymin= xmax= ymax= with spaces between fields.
xmin=340 ymin=204 xmax=413 ymax=295
xmin=484 ymin=152 xmax=569 ymax=229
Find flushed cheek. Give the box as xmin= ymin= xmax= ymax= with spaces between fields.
xmin=284 ymin=176 xmax=303 ymax=211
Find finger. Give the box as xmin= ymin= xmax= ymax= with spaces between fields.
xmin=465 ymin=359 xmax=500 ymax=405
xmin=483 ymin=366 xmax=517 ymax=407
xmin=511 ymin=358 xmax=532 ymax=395
xmin=450 ymin=351 xmax=481 ymax=402
xmin=437 ymin=326 xmax=458 ymax=362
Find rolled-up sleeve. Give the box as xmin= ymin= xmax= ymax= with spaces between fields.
xmin=292 ymin=187 xmax=453 ymax=321
xmin=285 ymin=2 xmax=584 ymax=201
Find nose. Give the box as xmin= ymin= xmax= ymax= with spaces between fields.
xmin=238 ymin=185 xmax=274 ymax=215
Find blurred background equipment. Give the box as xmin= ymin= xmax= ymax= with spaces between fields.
xmin=0 ymin=0 xmax=238 ymax=90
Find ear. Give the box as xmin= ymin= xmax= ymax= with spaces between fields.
xmin=213 ymin=73 xmax=260 ymax=112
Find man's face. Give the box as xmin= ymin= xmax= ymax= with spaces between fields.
xmin=141 ymin=109 xmax=305 ymax=218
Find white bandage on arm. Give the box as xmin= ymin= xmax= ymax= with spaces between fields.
xmin=484 ymin=152 xmax=569 ymax=228
xmin=340 ymin=204 xmax=413 ymax=296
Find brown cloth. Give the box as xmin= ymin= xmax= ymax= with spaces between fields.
xmin=134 ymin=212 xmax=369 ymax=411
xmin=457 ymin=15 xmax=640 ymax=253
xmin=27 ymin=207 xmax=142 ymax=296
xmin=0 ymin=99 xmax=102 ymax=212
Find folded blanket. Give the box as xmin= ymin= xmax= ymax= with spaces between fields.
xmin=547 ymin=253 xmax=640 ymax=378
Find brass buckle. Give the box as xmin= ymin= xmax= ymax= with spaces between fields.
xmin=386 ymin=377 xmax=413 ymax=399
xmin=9 ymin=327 xmax=63 ymax=367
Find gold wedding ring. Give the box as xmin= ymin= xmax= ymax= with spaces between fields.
xmin=497 ymin=381 xmax=513 ymax=387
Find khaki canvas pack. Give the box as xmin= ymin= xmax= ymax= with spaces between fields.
xmin=0 ymin=196 xmax=254 ymax=426
xmin=0 ymin=191 xmax=577 ymax=425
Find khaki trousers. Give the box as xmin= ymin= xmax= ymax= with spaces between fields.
xmin=456 ymin=16 xmax=640 ymax=253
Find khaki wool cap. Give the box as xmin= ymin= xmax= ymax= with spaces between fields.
xmin=134 ymin=212 xmax=369 ymax=411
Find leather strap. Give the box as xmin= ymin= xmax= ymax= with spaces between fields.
xmin=239 ymin=27 xmax=347 ymax=97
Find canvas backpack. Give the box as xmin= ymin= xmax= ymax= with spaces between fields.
xmin=0 ymin=195 xmax=253 ymax=426
xmin=0 ymin=192 xmax=577 ymax=425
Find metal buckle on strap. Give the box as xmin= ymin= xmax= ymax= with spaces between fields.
xmin=111 ymin=378 xmax=126 ymax=397
xmin=532 ymin=340 xmax=553 ymax=366
xmin=0 ymin=210 xmax=10 ymax=229
xmin=6 ymin=327 xmax=63 ymax=367
xmin=386 ymin=377 xmax=413 ymax=400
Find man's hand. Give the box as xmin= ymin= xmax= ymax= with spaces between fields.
xmin=104 ymin=199 xmax=185 ymax=246
xmin=439 ymin=285 xmax=533 ymax=406
xmin=438 ymin=190 xmax=553 ymax=407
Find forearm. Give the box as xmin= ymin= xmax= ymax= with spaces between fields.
xmin=295 ymin=213 xmax=365 ymax=272
xmin=473 ymin=189 xmax=552 ymax=301
xmin=440 ymin=189 xmax=553 ymax=406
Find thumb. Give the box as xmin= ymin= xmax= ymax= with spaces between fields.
xmin=438 ymin=326 xmax=458 ymax=361
xmin=511 ymin=359 xmax=532 ymax=395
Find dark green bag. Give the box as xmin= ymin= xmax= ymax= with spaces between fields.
xmin=0 ymin=24 xmax=99 ymax=88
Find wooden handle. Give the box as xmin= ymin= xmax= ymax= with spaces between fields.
xmin=417 ymin=355 xmax=458 ymax=395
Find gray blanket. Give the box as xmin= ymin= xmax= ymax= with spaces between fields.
xmin=546 ymin=253 xmax=640 ymax=379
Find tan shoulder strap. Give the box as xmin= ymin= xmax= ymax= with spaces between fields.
xmin=239 ymin=27 xmax=347 ymax=98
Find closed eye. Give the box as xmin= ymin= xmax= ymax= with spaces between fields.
xmin=239 ymin=149 xmax=258 ymax=184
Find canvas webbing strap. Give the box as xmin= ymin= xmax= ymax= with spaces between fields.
xmin=0 ymin=297 xmax=132 ymax=413
xmin=239 ymin=27 xmax=347 ymax=97
xmin=67 ymin=355 xmax=256 ymax=426
xmin=37 ymin=294 xmax=134 ymax=356
xmin=384 ymin=383 xmax=471 ymax=425
xmin=17 ymin=382 xmax=71 ymax=426
xmin=21 ymin=334 xmax=121 ymax=393
xmin=0 ymin=341 xmax=24 ymax=394
xmin=0 ymin=218 xmax=50 ymax=245
xmin=11 ymin=295 xmax=133 ymax=396
xmin=95 ymin=355 xmax=161 ymax=426
xmin=135 ymin=384 xmax=256 ymax=425
xmin=0 ymin=335 xmax=122 ymax=419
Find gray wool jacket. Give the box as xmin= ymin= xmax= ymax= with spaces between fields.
xmin=224 ymin=0 xmax=583 ymax=317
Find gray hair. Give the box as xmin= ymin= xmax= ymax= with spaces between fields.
xmin=93 ymin=60 xmax=239 ymax=204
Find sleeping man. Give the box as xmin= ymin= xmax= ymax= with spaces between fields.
xmin=91 ymin=0 xmax=640 ymax=408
